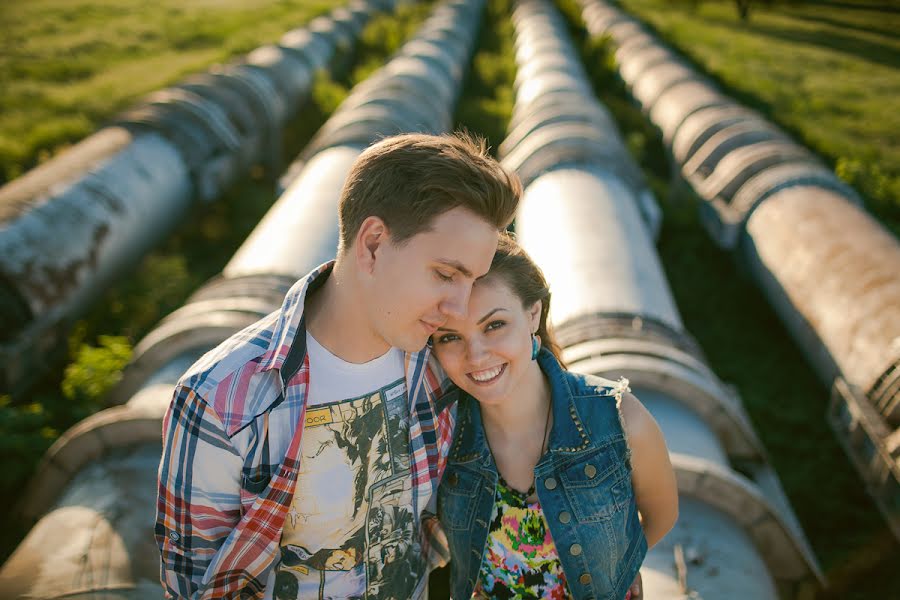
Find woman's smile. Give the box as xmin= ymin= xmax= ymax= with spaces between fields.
xmin=468 ymin=363 xmax=508 ymax=384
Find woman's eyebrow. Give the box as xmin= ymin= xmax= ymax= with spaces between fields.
xmin=477 ymin=308 xmax=506 ymax=325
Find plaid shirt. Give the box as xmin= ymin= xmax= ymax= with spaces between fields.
xmin=155 ymin=262 xmax=457 ymax=599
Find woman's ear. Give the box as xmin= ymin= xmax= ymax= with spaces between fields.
xmin=529 ymin=299 xmax=542 ymax=333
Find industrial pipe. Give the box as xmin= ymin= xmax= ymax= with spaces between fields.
xmin=505 ymin=1 xmax=823 ymax=596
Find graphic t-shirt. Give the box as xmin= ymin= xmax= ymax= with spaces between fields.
xmin=263 ymin=333 xmax=424 ymax=600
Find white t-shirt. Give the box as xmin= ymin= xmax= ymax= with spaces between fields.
xmin=263 ymin=333 xmax=425 ymax=600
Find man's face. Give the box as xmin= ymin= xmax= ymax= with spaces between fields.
xmin=362 ymin=206 xmax=499 ymax=353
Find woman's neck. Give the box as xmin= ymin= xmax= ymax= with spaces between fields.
xmin=479 ymin=359 xmax=552 ymax=442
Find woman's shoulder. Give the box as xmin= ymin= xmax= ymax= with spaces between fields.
xmin=563 ymin=369 xmax=632 ymax=402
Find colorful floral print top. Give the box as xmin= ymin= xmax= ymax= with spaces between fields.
xmin=472 ymin=476 xmax=571 ymax=599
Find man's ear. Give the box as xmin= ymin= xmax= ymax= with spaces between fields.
xmin=355 ymin=216 xmax=389 ymax=274
xmin=529 ymin=299 xmax=542 ymax=332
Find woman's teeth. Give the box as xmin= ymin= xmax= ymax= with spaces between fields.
xmin=471 ymin=365 xmax=504 ymax=382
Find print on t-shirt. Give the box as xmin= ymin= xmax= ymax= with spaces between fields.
xmin=274 ymin=378 xmax=423 ymax=600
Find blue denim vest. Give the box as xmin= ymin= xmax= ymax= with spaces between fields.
xmin=437 ymin=349 xmax=647 ymax=600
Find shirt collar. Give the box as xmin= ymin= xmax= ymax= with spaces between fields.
xmin=256 ymin=260 xmax=334 ymax=374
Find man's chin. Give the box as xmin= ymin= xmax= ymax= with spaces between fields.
xmin=392 ymin=333 xmax=430 ymax=354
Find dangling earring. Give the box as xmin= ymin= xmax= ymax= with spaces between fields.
xmin=531 ymin=333 xmax=540 ymax=360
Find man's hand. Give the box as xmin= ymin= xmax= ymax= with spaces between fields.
xmin=626 ymin=571 xmax=643 ymax=600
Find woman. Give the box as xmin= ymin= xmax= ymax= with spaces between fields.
xmin=431 ymin=235 xmax=678 ymax=600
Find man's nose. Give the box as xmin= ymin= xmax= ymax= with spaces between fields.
xmin=440 ymin=282 xmax=470 ymax=320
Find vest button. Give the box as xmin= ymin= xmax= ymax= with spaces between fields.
xmin=558 ymin=511 xmax=572 ymax=524
xmin=584 ymin=464 xmax=597 ymax=478
xmin=579 ymin=573 xmax=592 ymax=585
xmin=544 ymin=477 xmax=558 ymax=490
xmin=447 ymin=472 xmax=458 ymax=486
xmin=569 ymin=543 xmax=582 ymax=556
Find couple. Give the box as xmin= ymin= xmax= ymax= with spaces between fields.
xmin=156 ymin=133 xmax=678 ymax=600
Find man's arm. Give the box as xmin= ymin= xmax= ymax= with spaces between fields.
xmin=156 ymin=383 xmax=244 ymax=598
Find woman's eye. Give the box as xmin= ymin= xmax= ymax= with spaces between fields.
xmin=435 ymin=269 xmax=454 ymax=282
xmin=485 ymin=320 xmax=505 ymax=332
xmin=436 ymin=333 xmax=460 ymax=344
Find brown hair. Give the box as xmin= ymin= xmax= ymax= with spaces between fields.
xmin=338 ymin=132 xmax=521 ymax=252
xmin=486 ymin=234 xmax=565 ymax=366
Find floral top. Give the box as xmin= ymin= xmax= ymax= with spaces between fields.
xmin=472 ymin=477 xmax=571 ymax=599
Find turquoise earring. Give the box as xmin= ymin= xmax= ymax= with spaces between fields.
xmin=531 ymin=333 xmax=539 ymax=360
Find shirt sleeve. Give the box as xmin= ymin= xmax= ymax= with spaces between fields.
xmin=155 ymin=383 xmax=244 ymax=598
xmin=421 ymin=508 xmax=451 ymax=571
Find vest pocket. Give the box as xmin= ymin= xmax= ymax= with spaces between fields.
xmin=437 ymin=464 xmax=481 ymax=531
xmin=559 ymin=450 xmax=630 ymax=523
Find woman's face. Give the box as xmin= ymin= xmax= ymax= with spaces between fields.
xmin=431 ymin=276 xmax=541 ymax=406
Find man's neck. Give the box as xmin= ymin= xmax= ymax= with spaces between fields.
xmin=305 ymin=259 xmax=392 ymax=364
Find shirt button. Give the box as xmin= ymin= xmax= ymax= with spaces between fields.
xmin=570 ymin=543 xmax=582 ymax=556
xmin=584 ymin=464 xmax=597 ymax=478
xmin=580 ymin=573 xmax=592 ymax=585
xmin=169 ymin=531 xmax=180 ymax=542
xmin=558 ymin=511 xmax=572 ymax=524
xmin=544 ymin=477 xmax=558 ymax=490
xmin=447 ymin=472 xmax=459 ymax=486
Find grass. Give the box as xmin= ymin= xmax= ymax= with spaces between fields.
xmin=0 ymin=0 xmax=435 ymax=564
xmin=451 ymin=0 xmax=518 ymax=153
xmin=0 ymin=0 xmax=338 ymax=183
xmin=616 ymin=0 xmax=900 ymax=236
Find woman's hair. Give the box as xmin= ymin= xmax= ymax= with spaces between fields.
xmin=486 ymin=234 xmax=566 ymax=366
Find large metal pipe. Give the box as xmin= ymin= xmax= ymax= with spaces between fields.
xmin=579 ymin=0 xmax=900 ymax=541
xmin=504 ymin=1 xmax=823 ymax=597
xmin=0 ymin=1 xmax=486 ymax=596
xmin=0 ymin=0 xmax=394 ymax=398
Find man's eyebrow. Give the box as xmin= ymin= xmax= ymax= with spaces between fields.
xmin=435 ymin=258 xmax=473 ymax=278
xmin=477 ymin=308 xmax=506 ymax=325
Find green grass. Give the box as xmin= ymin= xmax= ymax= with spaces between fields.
xmin=451 ymin=0 xmax=518 ymax=154
xmin=617 ymin=0 xmax=900 ymax=236
xmin=0 ymin=0 xmax=338 ymax=183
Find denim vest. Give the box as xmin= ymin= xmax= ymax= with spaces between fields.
xmin=437 ymin=349 xmax=647 ymax=600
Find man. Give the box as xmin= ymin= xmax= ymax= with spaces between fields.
xmin=155 ymin=132 xmax=521 ymax=599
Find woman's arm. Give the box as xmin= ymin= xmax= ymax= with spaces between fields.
xmin=619 ymin=392 xmax=679 ymax=548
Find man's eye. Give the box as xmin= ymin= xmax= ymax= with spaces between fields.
xmin=485 ymin=320 xmax=505 ymax=332
xmin=435 ymin=269 xmax=454 ymax=282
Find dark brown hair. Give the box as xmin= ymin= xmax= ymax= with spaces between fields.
xmin=338 ymin=132 xmax=521 ymax=252
xmin=486 ymin=234 xmax=565 ymax=366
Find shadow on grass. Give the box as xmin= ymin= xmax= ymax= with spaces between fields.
xmin=706 ymin=13 xmax=900 ymax=69
xmin=811 ymin=0 xmax=900 ymax=13
xmin=780 ymin=9 xmax=900 ymax=40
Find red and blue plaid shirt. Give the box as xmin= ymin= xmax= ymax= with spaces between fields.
xmin=156 ymin=262 xmax=456 ymax=599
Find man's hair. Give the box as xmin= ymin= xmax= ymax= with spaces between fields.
xmin=338 ymin=132 xmax=521 ymax=252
